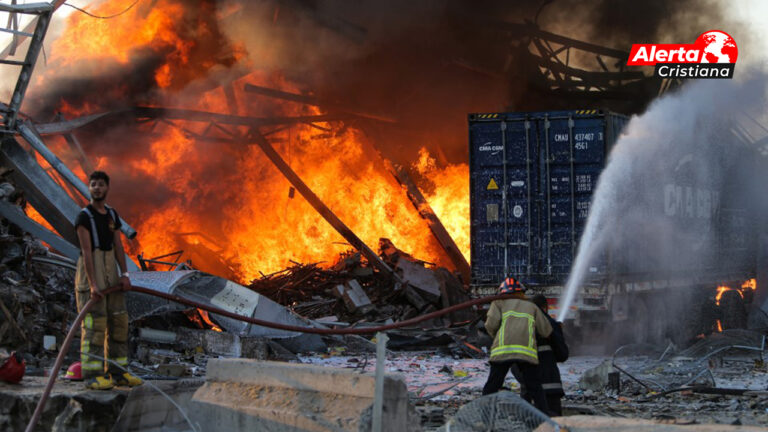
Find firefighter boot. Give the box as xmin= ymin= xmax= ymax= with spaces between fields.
xmin=114 ymin=372 xmax=143 ymax=387
xmin=84 ymin=373 xmax=114 ymax=390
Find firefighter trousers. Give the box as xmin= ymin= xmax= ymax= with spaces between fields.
xmin=482 ymin=360 xmax=550 ymax=414
xmin=75 ymin=250 xmax=129 ymax=379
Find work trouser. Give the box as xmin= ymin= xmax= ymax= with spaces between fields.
xmin=524 ymin=345 xmax=565 ymax=416
xmin=482 ymin=360 xmax=550 ymax=415
xmin=75 ymin=249 xmax=129 ymax=379
xmin=521 ymin=383 xmax=563 ymax=415
xmin=545 ymin=395 xmax=562 ymax=416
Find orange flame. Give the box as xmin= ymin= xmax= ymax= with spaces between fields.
xmin=114 ymin=93 xmax=457 ymax=279
xmin=49 ymin=1 xmax=189 ymax=85
xmin=412 ymin=148 xmax=470 ymax=261
xmin=33 ymin=1 xmax=472 ymax=282
xmin=40 ymin=0 xmax=244 ymax=97
xmin=715 ymin=285 xmax=732 ymax=305
xmin=184 ymin=308 xmax=222 ymax=332
xmin=199 ymin=309 xmax=223 ymax=332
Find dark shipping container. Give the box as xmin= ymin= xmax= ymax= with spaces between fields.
xmin=469 ymin=110 xmax=626 ymax=287
xmin=469 ymin=109 xmax=759 ymax=290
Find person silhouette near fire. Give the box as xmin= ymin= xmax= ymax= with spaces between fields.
xmin=74 ymin=171 xmax=143 ymax=390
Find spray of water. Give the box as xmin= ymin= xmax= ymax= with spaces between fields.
xmin=557 ymin=73 xmax=768 ymax=322
xmin=556 ymin=178 xmax=615 ymax=321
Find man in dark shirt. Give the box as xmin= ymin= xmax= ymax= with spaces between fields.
xmin=74 ymin=171 xmax=142 ymax=390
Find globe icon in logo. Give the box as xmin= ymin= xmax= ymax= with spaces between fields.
xmin=695 ymin=30 xmax=738 ymax=63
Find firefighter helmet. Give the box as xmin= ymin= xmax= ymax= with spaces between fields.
xmin=499 ymin=276 xmax=524 ymax=294
xmin=64 ymin=361 xmax=83 ymax=381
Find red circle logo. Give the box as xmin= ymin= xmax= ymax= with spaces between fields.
xmin=695 ymin=30 xmax=738 ymax=63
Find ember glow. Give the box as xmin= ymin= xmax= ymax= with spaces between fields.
xmin=714 ymin=281 xmax=751 ymax=332
xmin=32 ymin=1 xmax=471 ymax=282
xmin=184 ymin=308 xmax=223 ymax=332
xmin=742 ymin=278 xmax=757 ymax=291
xmin=199 ymin=309 xmax=223 ymax=332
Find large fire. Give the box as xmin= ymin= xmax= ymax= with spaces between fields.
xmin=29 ymin=0 xmax=471 ymax=282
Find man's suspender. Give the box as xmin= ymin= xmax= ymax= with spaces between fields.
xmin=81 ymin=206 xmax=116 ymax=250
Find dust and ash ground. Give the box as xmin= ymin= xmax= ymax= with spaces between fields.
xmin=300 ymin=351 xmax=768 ymax=429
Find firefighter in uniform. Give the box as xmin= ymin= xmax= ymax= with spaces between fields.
xmin=530 ymin=294 xmax=569 ymax=416
xmin=74 ymin=171 xmax=142 ymax=390
xmin=482 ymin=277 xmax=553 ymax=414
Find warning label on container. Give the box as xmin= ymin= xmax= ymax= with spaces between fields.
xmin=487 ymin=178 xmax=499 ymax=190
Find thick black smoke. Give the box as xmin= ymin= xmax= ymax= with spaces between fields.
xmin=30 ymin=0 xmax=728 ymax=164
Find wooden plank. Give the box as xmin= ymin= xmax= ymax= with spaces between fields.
xmin=249 ymin=130 xmax=400 ymax=280
xmin=388 ymin=163 xmax=471 ymax=284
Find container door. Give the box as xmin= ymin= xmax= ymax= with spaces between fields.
xmin=541 ymin=114 xmax=607 ymax=280
xmin=469 ymin=117 xmax=536 ymax=285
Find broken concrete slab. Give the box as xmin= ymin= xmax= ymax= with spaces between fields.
xmin=341 ymin=279 xmax=373 ymax=314
xmin=535 ymin=415 xmax=768 ymax=431
xmin=579 ymin=359 xmax=617 ymax=392
xmin=0 ymin=376 xmax=129 ymax=432
xmin=396 ymin=259 xmax=441 ymax=303
xmin=177 ymin=327 xmax=242 ymax=357
xmin=241 ymin=336 xmax=270 ymax=360
xmin=189 ymin=358 xmax=419 ymax=432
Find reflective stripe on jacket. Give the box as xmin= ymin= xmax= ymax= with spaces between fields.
xmin=485 ymin=297 xmax=553 ymax=364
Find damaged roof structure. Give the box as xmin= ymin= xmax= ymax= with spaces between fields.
xmin=1 ymin=1 xmax=768 ymax=431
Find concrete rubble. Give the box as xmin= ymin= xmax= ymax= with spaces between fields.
xmin=0 ymin=377 xmax=129 ymax=431
xmin=189 ymin=358 xmax=421 ymax=432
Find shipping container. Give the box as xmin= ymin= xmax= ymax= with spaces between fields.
xmin=469 ymin=110 xmax=627 ymax=287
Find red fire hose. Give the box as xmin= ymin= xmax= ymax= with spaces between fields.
xmin=26 ymin=284 xmax=512 ymax=432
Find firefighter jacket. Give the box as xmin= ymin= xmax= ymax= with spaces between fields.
xmin=537 ymin=314 xmax=569 ymax=396
xmin=485 ymin=297 xmax=553 ymax=364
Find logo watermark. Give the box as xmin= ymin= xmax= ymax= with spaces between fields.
xmin=627 ymin=30 xmax=738 ymax=79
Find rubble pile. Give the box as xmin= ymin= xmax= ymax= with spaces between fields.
xmin=248 ymin=241 xmax=476 ymax=326
xmin=563 ymin=331 xmax=768 ymax=427
xmin=129 ymin=316 xmax=301 ymax=378
xmin=0 ymin=188 xmax=78 ymax=372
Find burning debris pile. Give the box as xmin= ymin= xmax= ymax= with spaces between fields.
xmin=248 ymin=240 xmax=475 ymax=326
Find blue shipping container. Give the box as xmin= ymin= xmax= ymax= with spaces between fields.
xmin=469 ymin=110 xmax=628 ymax=287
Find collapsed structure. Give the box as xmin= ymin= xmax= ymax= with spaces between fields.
xmin=0 ymin=1 xmax=767 ymax=431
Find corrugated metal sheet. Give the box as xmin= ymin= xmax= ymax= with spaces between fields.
xmin=129 ymin=271 xmax=309 ymax=339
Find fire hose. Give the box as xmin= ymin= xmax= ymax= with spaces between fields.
xmin=26 ymin=284 xmax=516 ymax=432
